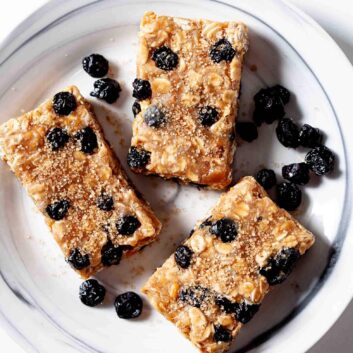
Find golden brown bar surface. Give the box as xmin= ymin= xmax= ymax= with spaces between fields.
xmin=0 ymin=86 xmax=161 ymax=278
xmin=129 ymin=12 xmax=249 ymax=189
xmin=142 ymin=176 xmax=314 ymax=353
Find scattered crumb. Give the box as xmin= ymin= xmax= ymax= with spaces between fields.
xmin=104 ymin=115 xmax=122 ymax=137
xmin=119 ymin=137 xmax=126 ymax=147
xmin=131 ymin=265 xmax=145 ymax=277
xmin=108 ymin=68 xmax=115 ymax=76
xmin=120 ymin=280 xmax=131 ymax=287
xmin=250 ymin=64 xmax=258 ymax=72
xmin=160 ymin=214 xmax=170 ymax=224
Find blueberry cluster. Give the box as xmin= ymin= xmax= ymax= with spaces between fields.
xmin=68 ymin=214 xmax=140 ymax=271
xmin=259 ymin=247 xmax=300 ymax=285
xmin=177 ymin=284 xmax=260 ymax=342
xmin=174 ymin=218 xmax=238 ymax=269
xmin=179 ymin=286 xmax=208 ymax=308
xmin=48 ymin=93 xmax=100 ymax=154
xmin=82 ymin=53 xmax=121 ymax=104
xmin=175 ymin=246 xmax=301 ymax=341
xmin=79 ymin=278 xmax=143 ymax=319
xmin=215 ymin=296 xmax=260 ymax=324
xmin=250 ymin=85 xmax=335 ymax=211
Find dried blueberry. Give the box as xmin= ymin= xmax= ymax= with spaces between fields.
xmin=216 ymin=297 xmax=259 ymax=324
xmin=210 ymin=38 xmax=236 ymax=63
xmin=253 ymin=103 xmax=285 ymax=125
xmin=277 ymin=182 xmax=302 ymax=211
xmin=179 ymin=286 xmax=207 ymax=308
xmin=46 ymin=199 xmax=70 ymax=220
xmin=127 ymin=146 xmax=151 ymax=170
xmin=210 ymin=218 xmax=238 ymax=243
xmin=253 ymin=87 xmax=285 ymax=125
xmin=237 ymin=122 xmax=258 ymax=142
xmin=67 ymin=248 xmax=90 ymax=270
xmin=53 ymin=92 xmax=77 ymax=116
xmin=143 ymin=105 xmax=166 ymax=128
xmin=79 ymin=279 xmax=106 ymax=307
xmin=115 ymin=291 xmax=143 ymax=319
xmin=276 ymin=118 xmax=300 ymax=148
xmin=305 ymin=146 xmax=335 ymax=176
xmin=75 ymin=127 xmax=98 ymax=154
xmin=116 ymin=215 xmax=141 ymax=236
xmin=215 ymin=296 xmax=235 ymax=314
xmin=46 ymin=127 xmax=69 ymax=151
xmin=298 ymin=124 xmax=323 ymax=148
xmin=96 ymin=193 xmax=114 ymax=211
xmin=255 ymin=169 xmax=277 ymax=190
xmin=152 ymin=46 xmax=179 ymax=71
xmin=252 ymin=107 xmax=264 ymax=126
xmin=101 ymin=240 xmax=123 ymax=266
xmin=233 ymin=301 xmax=260 ymax=324
xmin=259 ymin=247 xmax=300 ymax=285
xmin=132 ymin=79 xmax=152 ymax=101
xmin=214 ymin=325 xmax=232 ymax=342
xmin=132 ymin=100 xmax=141 ymax=117
xmin=174 ymin=245 xmax=193 ymax=269
xmin=199 ymin=106 xmax=219 ymax=127
xmin=82 ymin=54 xmax=109 ymax=78
xmin=282 ymin=163 xmax=310 ymax=185
xmin=271 ymin=84 xmax=290 ymax=105
xmin=90 ymin=78 xmax=121 ymax=104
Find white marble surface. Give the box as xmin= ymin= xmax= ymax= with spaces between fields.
xmin=0 ymin=1 xmax=352 ymax=352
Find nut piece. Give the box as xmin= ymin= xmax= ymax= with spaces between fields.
xmin=151 ymin=77 xmax=171 ymax=94
xmin=190 ymin=233 xmax=207 ymax=253
xmin=189 ymin=307 xmax=211 ymax=342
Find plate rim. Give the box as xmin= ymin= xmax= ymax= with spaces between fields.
xmin=0 ymin=0 xmax=352 ymax=352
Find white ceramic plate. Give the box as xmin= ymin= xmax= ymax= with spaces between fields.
xmin=0 ymin=1 xmax=352 ymax=352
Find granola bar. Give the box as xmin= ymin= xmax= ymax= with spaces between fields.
xmin=0 ymin=86 xmax=161 ymax=278
xmin=128 ymin=12 xmax=249 ymax=189
xmin=142 ymin=176 xmax=314 ymax=353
